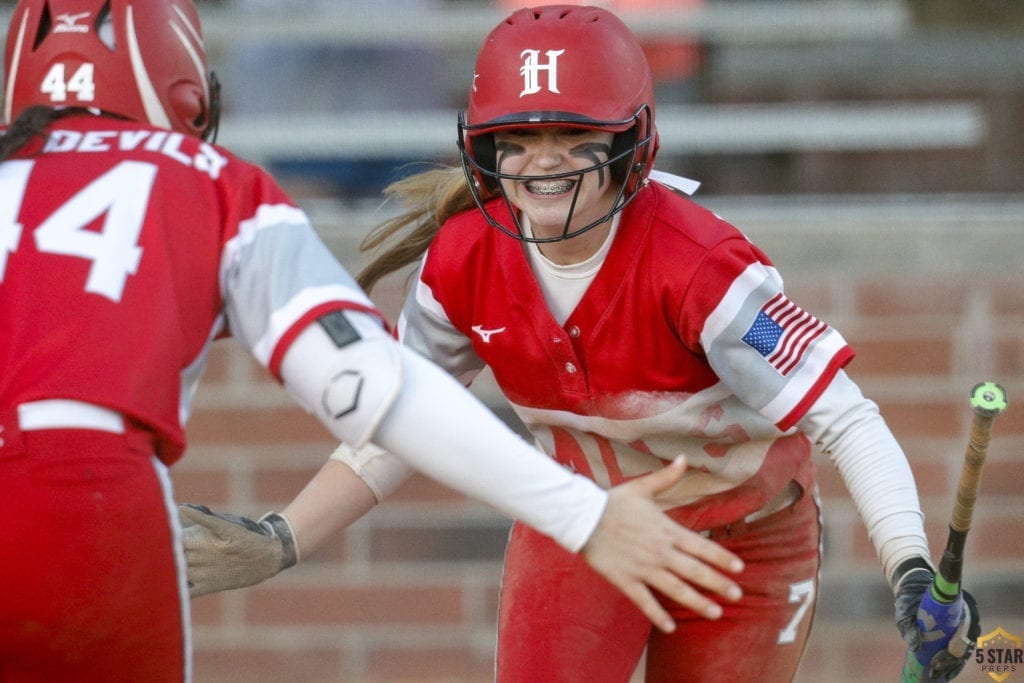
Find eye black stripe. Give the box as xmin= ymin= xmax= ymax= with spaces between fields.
xmin=571 ymin=142 xmax=611 ymax=186
xmin=495 ymin=141 xmax=525 ymax=171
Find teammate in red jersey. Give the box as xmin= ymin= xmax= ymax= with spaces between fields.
xmin=0 ymin=1 xmax=749 ymax=680
xmin=179 ymin=5 xmax=979 ymax=682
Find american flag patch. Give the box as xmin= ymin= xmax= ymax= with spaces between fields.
xmin=741 ymin=293 xmax=827 ymax=375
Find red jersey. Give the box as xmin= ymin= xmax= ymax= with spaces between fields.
xmin=398 ymin=181 xmax=854 ymax=530
xmin=0 ymin=114 xmax=377 ymax=463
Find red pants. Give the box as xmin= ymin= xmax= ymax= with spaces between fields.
xmin=496 ymin=489 xmax=821 ymax=683
xmin=0 ymin=429 xmax=189 ymax=682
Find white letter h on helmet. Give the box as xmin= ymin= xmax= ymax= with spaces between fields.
xmin=519 ymin=49 xmax=565 ymax=97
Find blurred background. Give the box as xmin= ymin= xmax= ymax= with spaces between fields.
xmin=6 ymin=0 xmax=1021 ymax=680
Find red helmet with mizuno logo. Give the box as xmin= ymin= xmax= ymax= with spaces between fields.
xmin=458 ymin=4 xmax=659 ymax=242
xmin=3 ymin=0 xmax=220 ymax=140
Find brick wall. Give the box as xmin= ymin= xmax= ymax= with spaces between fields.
xmin=173 ymin=196 xmax=1024 ymax=682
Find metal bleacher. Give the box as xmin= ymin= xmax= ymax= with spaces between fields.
xmin=0 ymin=1 xmax=993 ymax=193
xmin=214 ymin=101 xmax=985 ymax=163
xmin=193 ymin=1 xmax=985 ymax=167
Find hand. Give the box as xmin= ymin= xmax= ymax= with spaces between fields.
xmin=581 ymin=457 xmax=744 ymax=633
xmin=894 ymin=563 xmax=981 ymax=680
xmin=178 ymin=504 xmax=299 ymax=598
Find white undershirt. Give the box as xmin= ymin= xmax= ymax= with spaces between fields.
xmin=522 ymin=213 xmax=620 ymax=325
xmin=519 ymin=171 xmax=702 ymax=325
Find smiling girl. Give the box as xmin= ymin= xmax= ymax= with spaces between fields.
xmin=183 ymin=5 xmax=978 ymax=681
xmin=351 ymin=5 xmax=969 ymax=681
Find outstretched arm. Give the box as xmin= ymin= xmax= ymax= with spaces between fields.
xmin=180 ymin=458 xmax=376 ymax=598
xmin=182 ymin=454 xmax=742 ymax=631
xmin=182 ymin=315 xmax=743 ymax=629
xmin=279 ymin=458 xmax=377 ymax=557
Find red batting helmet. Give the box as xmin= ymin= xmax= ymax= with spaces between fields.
xmin=458 ymin=4 xmax=659 ymax=241
xmin=3 ymin=0 xmax=220 ymax=140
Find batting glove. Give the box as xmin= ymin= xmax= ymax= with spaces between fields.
xmin=178 ymin=503 xmax=299 ymax=598
xmin=893 ymin=558 xmax=981 ymax=680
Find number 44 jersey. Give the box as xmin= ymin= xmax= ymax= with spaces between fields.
xmin=0 ymin=114 xmax=376 ymax=463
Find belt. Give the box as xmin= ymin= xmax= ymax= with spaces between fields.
xmin=2 ymin=399 xmax=125 ymax=437
xmin=17 ymin=399 xmax=125 ymax=433
xmin=699 ymin=480 xmax=802 ymax=540
xmin=1 ymin=400 xmax=146 ymax=460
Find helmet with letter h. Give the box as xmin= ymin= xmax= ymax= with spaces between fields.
xmin=3 ymin=0 xmax=220 ymax=141
xmin=458 ymin=4 xmax=660 ymax=242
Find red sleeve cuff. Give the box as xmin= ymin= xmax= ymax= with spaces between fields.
xmin=267 ymin=302 xmax=388 ymax=382
xmin=776 ymin=345 xmax=856 ymax=431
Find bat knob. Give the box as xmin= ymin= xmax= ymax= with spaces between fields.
xmin=969 ymin=381 xmax=1007 ymax=417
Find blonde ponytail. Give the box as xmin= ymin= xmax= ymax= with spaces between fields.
xmin=357 ymin=166 xmax=481 ymax=293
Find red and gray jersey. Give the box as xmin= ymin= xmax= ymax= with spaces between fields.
xmin=0 ymin=114 xmax=377 ymax=463
xmin=398 ymin=182 xmax=853 ymax=529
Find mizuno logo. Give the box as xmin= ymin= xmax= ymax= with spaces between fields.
xmin=55 ymin=12 xmax=91 ymax=33
xmin=472 ymin=325 xmax=506 ymax=343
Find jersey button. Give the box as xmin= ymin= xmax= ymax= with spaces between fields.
xmin=564 ymin=362 xmax=577 ymax=374
xmin=568 ymin=325 xmax=581 ymax=338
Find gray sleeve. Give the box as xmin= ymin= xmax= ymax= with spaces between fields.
xmin=220 ymin=205 xmax=375 ymax=368
xmin=395 ymin=260 xmax=485 ymax=385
